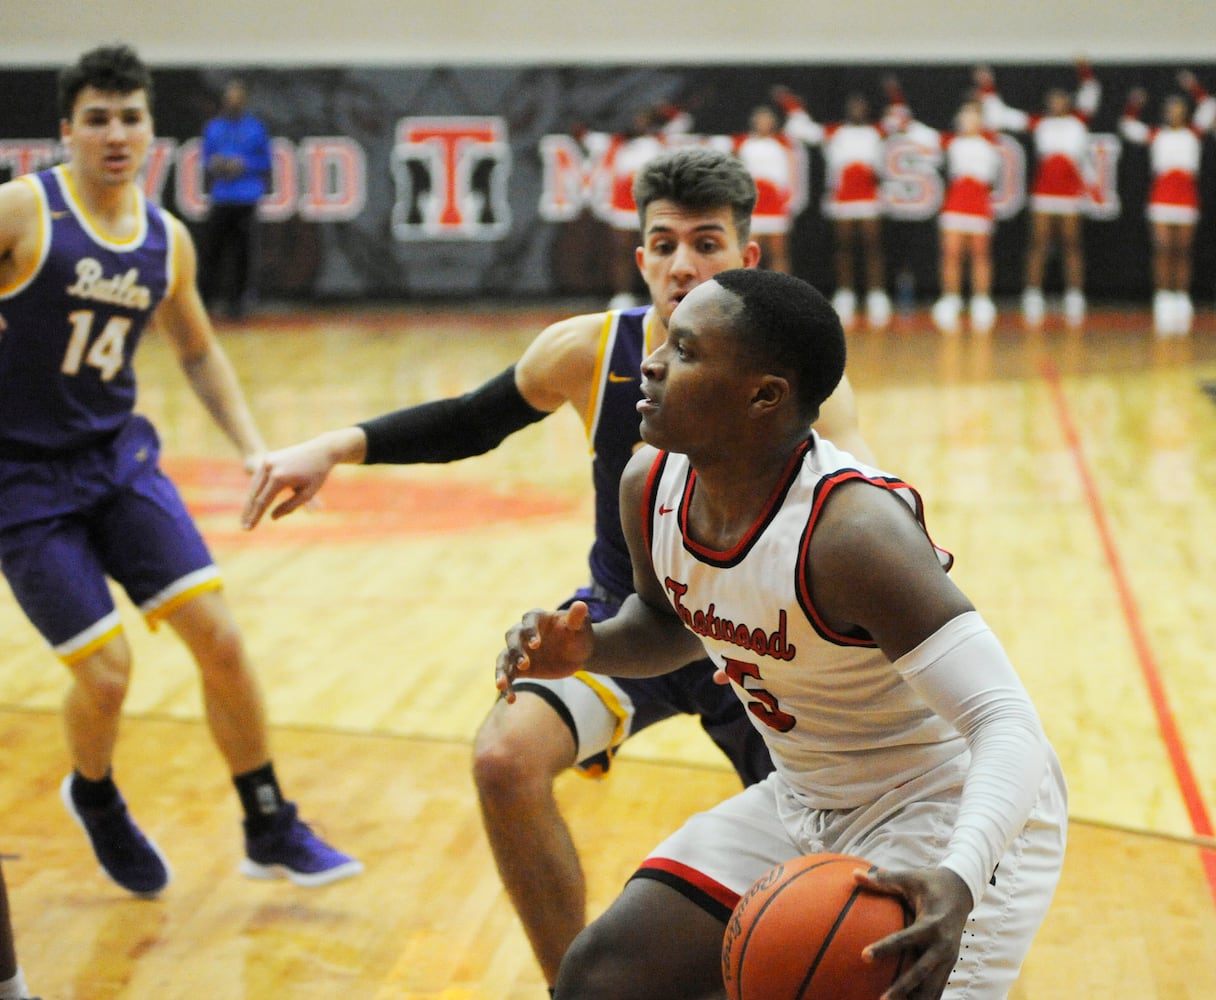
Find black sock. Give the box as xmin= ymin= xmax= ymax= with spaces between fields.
xmin=70 ymin=770 xmax=119 ymax=809
xmin=233 ymin=762 xmax=286 ymax=830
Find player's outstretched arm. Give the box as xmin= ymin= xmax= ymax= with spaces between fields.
xmin=243 ymin=312 xmax=603 ymax=530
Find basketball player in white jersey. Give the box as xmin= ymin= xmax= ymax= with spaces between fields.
xmin=243 ymin=147 xmax=872 ymax=992
xmin=497 ymin=269 xmax=1067 ymax=999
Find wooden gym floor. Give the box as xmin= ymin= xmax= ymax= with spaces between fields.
xmin=2 ymin=300 xmax=1215 ymax=998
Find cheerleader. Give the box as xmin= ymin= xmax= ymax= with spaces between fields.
xmin=777 ymin=79 xmax=907 ymax=329
xmin=731 ymin=103 xmax=802 ymax=273
xmin=1120 ymin=71 xmax=1216 ymax=336
xmin=979 ymin=61 xmax=1101 ymax=327
xmin=909 ymin=100 xmax=1004 ymax=334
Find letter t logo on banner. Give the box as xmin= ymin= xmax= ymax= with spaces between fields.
xmin=391 ymin=116 xmax=512 ymax=240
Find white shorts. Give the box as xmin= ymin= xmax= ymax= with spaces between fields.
xmin=940 ymin=212 xmax=994 ymax=236
xmin=636 ymin=749 xmax=1068 ymax=999
xmin=1147 ymin=203 xmax=1199 ymax=226
xmin=749 ymin=214 xmax=793 ymax=236
xmin=1030 ymin=194 xmax=1084 ymax=215
xmin=824 ymin=199 xmax=882 ymax=220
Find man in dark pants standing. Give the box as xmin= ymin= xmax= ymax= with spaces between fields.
xmin=200 ymin=79 xmax=271 ymax=319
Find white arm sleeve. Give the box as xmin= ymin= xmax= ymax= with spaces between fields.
xmin=893 ymin=611 xmax=1049 ymax=906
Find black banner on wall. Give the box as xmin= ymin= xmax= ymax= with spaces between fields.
xmin=3 ymin=61 xmax=1214 ymax=303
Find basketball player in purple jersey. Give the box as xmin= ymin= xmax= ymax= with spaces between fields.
xmin=241 ymin=146 xmax=873 ymax=989
xmin=0 ymin=45 xmax=360 ymax=897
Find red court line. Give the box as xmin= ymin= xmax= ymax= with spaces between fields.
xmin=1039 ymin=358 xmax=1216 ymax=903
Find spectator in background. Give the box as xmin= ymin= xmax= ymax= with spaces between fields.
xmin=978 ymin=61 xmax=1101 ymax=328
xmin=1120 ymin=71 xmax=1216 ymax=336
xmin=776 ymin=78 xmax=908 ymax=330
xmin=200 ymin=79 xmax=271 ymax=319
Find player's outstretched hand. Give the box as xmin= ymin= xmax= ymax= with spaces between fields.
xmin=496 ymin=601 xmax=593 ymax=703
xmin=854 ymin=865 xmax=972 ymax=1000
xmin=241 ymin=438 xmax=337 ymax=529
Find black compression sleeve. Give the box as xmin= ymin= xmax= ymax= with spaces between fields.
xmin=357 ymin=365 xmax=549 ymax=465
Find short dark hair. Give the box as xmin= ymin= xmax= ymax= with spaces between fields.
xmin=58 ymin=45 xmax=153 ymax=121
xmin=633 ymin=146 xmax=756 ymax=242
xmin=712 ymin=269 xmax=846 ymax=423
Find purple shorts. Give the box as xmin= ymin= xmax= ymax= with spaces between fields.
xmin=0 ymin=416 xmax=217 ymax=655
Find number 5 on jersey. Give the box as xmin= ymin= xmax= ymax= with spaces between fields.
xmin=722 ymin=656 xmax=796 ymax=733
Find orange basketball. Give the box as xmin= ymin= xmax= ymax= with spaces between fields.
xmin=721 ymin=852 xmax=910 ymax=1000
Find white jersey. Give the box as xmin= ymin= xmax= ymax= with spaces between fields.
xmin=982 ymin=76 xmax=1099 ymax=164
xmin=1028 ymin=114 xmax=1090 ymax=161
xmin=735 ymin=133 xmax=793 ymax=187
xmin=644 ymin=433 xmax=963 ymax=811
xmin=1120 ymin=120 xmax=1205 ymax=175
xmin=907 ymin=123 xmax=1002 ymax=184
xmin=944 ymin=133 xmax=1001 ymax=184
xmin=731 ymin=132 xmax=808 ymax=233
xmin=785 ymin=111 xmax=885 ymax=172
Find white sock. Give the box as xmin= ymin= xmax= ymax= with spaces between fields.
xmin=0 ymin=968 xmax=29 ymax=1000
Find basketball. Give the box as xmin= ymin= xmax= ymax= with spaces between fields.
xmin=721 ymin=853 xmax=911 ymax=1000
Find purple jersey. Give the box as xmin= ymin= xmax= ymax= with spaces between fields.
xmin=586 ymin=306 xmax=653 ymax=600
xmin=0 ymin=165 xmax=174 ymax=456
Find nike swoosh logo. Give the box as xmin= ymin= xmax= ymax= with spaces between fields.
xmin=608 ymin=372 xmax=635 ymax=383
xmin=658 ymin=504 xmax=675 ymax=515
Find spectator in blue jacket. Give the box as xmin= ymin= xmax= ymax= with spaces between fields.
xmin=200 ymin=80 xmax=271 ymax=319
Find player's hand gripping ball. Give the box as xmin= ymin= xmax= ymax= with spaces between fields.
xmin=722 ymin=853 xmax=911 ymax=1000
